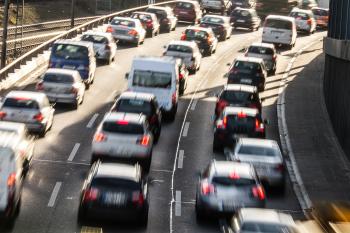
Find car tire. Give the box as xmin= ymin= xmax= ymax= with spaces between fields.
xmin=72 ymin=101 xmax=78 ymax=110
xmin=142 ymin=155 xmax=152 ymax=173
xmin=168 ymin=104 xmax=177 ymax=122
xmin=172 ymin=24 xmax=176 ymax=31
xmin=220 ymin=32 xmax=227 ymax=41
xmin=213 ymin=138 xmax=222 ymax=152
xmin=139 ymin=208 xmax=149 ymax=227
xmin=90 ymin=154 xmax=98 ymax=165
xmin=77 ymin=207 xmax=86 ymax=225
xmin=195 ymin=201 xmax=206 ymax=222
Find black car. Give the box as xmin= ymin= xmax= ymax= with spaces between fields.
xmin=215 ymin=84 xmax=262 ymax=120
xmin=145 ymin=6 xmax=177 ymax=32
xmin=230 ymin=7 xmax=261 ymax=31
xmin=200 ymin=15 xmax=233 ymax=41
xmin=231 ymin=0 xmax=256 ymax=10
xmin=77 ymin=162 xmax=149 ymax=226
xmin=213 ymin=106 xmax=266 ymax=151
xmin=112 ymin=92 xmax=162 ymax=142
xmin=181 ymin=26 xmax=218 ymax=56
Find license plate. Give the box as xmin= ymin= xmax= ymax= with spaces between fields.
xmin=237 ymin=20 xmax=245 ymax=23
xmin=233 ymin=134 xmax=247 ymax=139
xmin=272 ymin=30 xmax=282 ymax=34
xmin=223 ymin=201 xmax=237 ymax=210
xmin=63 ymin=65 xmax=75 ymax=69
xmin=180 ymin=11 xmax=187 ymax=14
xmin=103 ymin=192 xmax=126 ymax=206
xmin=241 ymin=78 xmax=252 ymax=84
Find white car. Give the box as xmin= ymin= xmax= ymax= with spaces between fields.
xmin=0 ymin=91 xmax=55 ymax=136
xmin=163 ymin=40 xmax=202 ymax=74
xmin=80 ymin=31 xmax=117 ymax=64
xmin=36 ymin=68 xmax=85 ymax=108
xmin=289 ymin=8 xmax=316 ymax=34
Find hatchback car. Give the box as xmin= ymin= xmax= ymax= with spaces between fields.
xmin=200 ymin=15 xmax=232 ymax=41
xmin=0 ymin=91 xmax=55 ymax=136
xmin=230 ymin=208 xmax=299 ymax=233
xmin=202 ymin=0 xmax=232 ymax=15
xmin=289 ymin=8 xmax=316 ymax=34
xmin=163 ymin=40 xmax=202 ymax=74
xmin=174 ymin=0 xmax=202 ymax=24
xmin=107 ymin=17 xmax=146 ymax=46
xmin=213 ymin=107 xmax=266 ymax=151
xmin=311 ymin=7 xmax=329 ymax=29
xmin=36 ymin=68 xmax=85 ymax=108
xmin=231 ymin=0 xmax=256 ymax=10
xmin=245 ymin=42 xmax=277 ymax=75
xmin=92 ymin=112 xmax=153 ymax=171
xmin=78 ymin=162 xmax=149 ymax=226
xmin=195 ymin=160 xmax=265 ymax=220
xmin=230 ymin=8 xmax=261 ymax=31
xmin=227 ymin=57 xmax=267 ymax=91
xmin=111 ymin=92 xmax=162 ymax=143
xmin=130 ymin=11 xmax=160 ymax=37
xmin=80 ymin=31 xmax=117 ymax=64
xmin=228 ymin=138 xmax=285 ymax=190
xmin=215 ymin=84 xmax=261 ymax=120
xmin=181 ymin=26 xmax=218 ymax=56
xmin=146 ymin=6 xmax=177 ymax=32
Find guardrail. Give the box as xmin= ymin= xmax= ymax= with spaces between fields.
xmin=0 ymin=0 xmax=177 ymax=80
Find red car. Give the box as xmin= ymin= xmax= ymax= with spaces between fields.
xmin=173 ymin=0 xmax=202 ymax=24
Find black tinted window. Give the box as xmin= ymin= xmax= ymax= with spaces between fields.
xmin=221 ymin=91 xmax=254 ymax=102
xmin=248 ymin=46 xmax=274 ymax=55
xmin=81 ymin=35 xmax=108 ymax=44
xmin=290 ymin=12 xmax=310 ymax=20
xmin=185 ymin=29 xmax=208 ymax=40
xmin=146 ymin=8 xmax=167 ymax=19
xmin=52 ymin=44 xmax=88 ymax=60
xmin=265 ymin=19 xmax=292 ymax=29
xmin=43 ymin=73 xmax=74 ymax=83
xmin=312 ymin=9 xmax=328 ymax=16
xmin=238 ymin=145 xmax=279 ymax=157
xmin=167 ymin=44 xmax=193 ymax=53
xmin=226 ymin=115 xmax=256 ymax=130
xmin=232 ymin=9 xmax=252 ymax=18
xmin=102 ymin=121 xmax=144 ymax=134
xmin=132 ymin=70 xmax=172 ymax=89
xmin=234 ymin=61 xmax=261 ymax=71
xmin=116 ymin=99 xmax=152 ymax=116
xmin=3 ymin=98 xmax=39 ymax=109
xmin=92 ymin=177 xmax=140 ymax=190
xmin=131 ymin=13 xmax=152 ymax=21
xmin=212 ymin=176 xmax=255 ymax=186
xmin=111 ymin=19 xmax=135 ymax=27
xmin=175 ymin=2 xmax=194 ymax=9
xmin=201 ymin=16 xmax=224 ymax=24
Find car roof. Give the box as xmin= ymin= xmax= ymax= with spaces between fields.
xmin=147 ymin=5 xmax=169 ymax=10
xmin=291 ymin=7 xmax=313 ymax=14
xmin=132 ymin=11 xmax=156 ymax=17
xmin=53 ymin=39 xmax=93 ymax=48
xmin=82 ymin=31 xmax=112 ymax=38
xmin=169 ymin=40 xmax=197 ymax=48
xmin=211 ymin=160 xmax=254 ymax=179
xmin=223 ymin=106 xmax=259 ymax=116
xmin=235 ymin=56 xmax=264 ymax=63
xmin=250 ymin=42 xmax=275 ymax=49
xmin=95 ymin=162 xmax=140 ymax=182
xmin=45 ymin=68 xmax=79 ymax=76
xmin=6 ymin=91 xmax=47 ymax=102
xmin=224 ymin=84 xmax=257 ymax=93
xmin=266 ymin=15 xmax=295 ymax=22
xmin=203 ymin=14 xmax=227 ymax=19
xmin=119 ymin=91 xmax=155 ymax=101
xmin=134 ymin=55 xmax=177 ymax=64
xmin=239 ymin=138 xmax=279 ymax=148
xmin=186 ymin=26 xmax=213 ymax=33
xmin=103 ymin=112 xmax=146 ymax=124
xmin=234 ymin=7 xmax=255 ymax=12
xmin=311 ymin=7 xmax=329 ymax=11
xmin=112 ymin=16 xmax=140 ymax=23
xmin=0 ymin=121 xmax=26 ymax=133
xmin=238 ymin=208 xmax=295 ymax=226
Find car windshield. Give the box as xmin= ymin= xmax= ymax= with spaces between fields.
xmin=132 ymin=70 xmax=172 ymax=89
xmin=43 ymin=73 xmax=74 ymax=83
xmin=52 ymin=44 xmax=88 ymax=60
xmin=265 ymin=19 xmax=292 ymax=29
xmin=202 ymin=17 xmax=224 ymax=24
xmin=3 ymin=97 xmax=39 ymax=109
xmin=248 ymin=46 xmax=274 ymax=55
xmin=221 ymin=91 xmax=254 ymax=103
xmin=185 ymin=29 xmax=208 ymax=40
xmin=212 ymin=176 xmax=255 ymax=186
xmin=238 ymin=145 xmax=279 ymax=156
xmin=175 ymin=2 xmax=194 ymax=9
xmin=232 ymin=9 xmax=252 ymax=18
xmin=241 ymin=223 xmax=296 ymax=233
xmin=131 ymin=13 xmax=152 ymax=21
xmin=102 ymin=121 xmax=144 ymax=134
xmin=290 ymin=12 xmax=310 ymax=20
xmin=81 ymin=34 xmax=108 ymax=44
xmin=92 ymin=177 xmax=140 ymax=191
xmin=111 ymin=18 xmax=135 ymax=27
xmin=167 ymin=44 xmax=193 ymax=53
xmin=234 ymin=61 xmax=261 ymax=71
xmin=116 ymin=99 xmax=152 ymax=116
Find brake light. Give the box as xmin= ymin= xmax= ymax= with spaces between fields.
xmin=7 ymin=173 xmax=16 ymax=187
xmin=207 ymin=36 xmax=213 ymax=45
xmin=172 ymin=92 xmax=177 ymax=104
xmin=0 ymin=111 xmax=7 ymax=119
xmin=94 ymin=132 xmax=106 ymax=142
xmin=275 ymin=163 xmax=284 ymax=172
xmin=217 ymin=116 xmax=227 ymax=129
xmin=201 ymin=181 xmax=214 ymax=195
xmin=179 ymin=73 xmax=184 ymax=80
xmin=237 ymin=112 xmax=247 ymax=118
xmin=252 ymin=185 xmax=265 ymax=200
xmin=33 ymin=113 xmax=44 ymax=122
xmin=146 ymin=19 xmax=153 ymax=28
xmin=307 ymin=19 xmax=312 ymax=25
xmin=128 ymin=29 xmax=138 ymax=36
xmin=255 ymin=119 xmax=265 ymax=133
xmin=216 ymin=99 xmax=228 ymax=112
xmin=229 ymin=171 xmax=240 ymax=180
xmin=36 ymin=81 xmax=44 ymax=91
xmin=83 ymin=188 xmax=99 ymax=202
xmin=106 ymin=26 xmax=113 ymax=33
xmin=272 ymin=55 xmax=277 ymax=61
xmin=132 ymin=191 xmax=144 ymax=206
xmin=181 ymin=32 xmax=186 ymax=40
xmin=117 ymin=120 xmax=129 ymax=125
xmin=105 ymin=44 xmax=111 ymax=50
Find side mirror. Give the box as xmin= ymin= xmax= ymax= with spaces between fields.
xmin=125 ymin=72 xmax=129 ymax=80
xmin=263 ymin=119 xmax=269 ymax=125
xmin=227 ymin=62 xmax=231 ymax=66
xmin=223 ymin=73 xmax=229 ymax=78
xmin=163 ymin=45 xmax=167 ymax=49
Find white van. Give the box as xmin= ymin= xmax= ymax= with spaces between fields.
xmin=262 ymin=15 xmax=297 ymax=49
xmin=126 ymin=56 xmax=179 ymax=121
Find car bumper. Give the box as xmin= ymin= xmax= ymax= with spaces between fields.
xmin=96 ymin=52 xmax=111 ymax=60
xmin=214 ymin=131 xmax=265 ymax=147
xmin=262 ymin=38 xmax=293 ymax=46
xmin=83 ymin=205 xmax=146 ymax=221
xmin=176 ymin=14 xmax=196 ymax=22
xmin=47 ymin=94 xmax=78 ymax=104
xmin=233 ymin=22 xmax=254 ymax=28
xmin=113 ymin=34 xmax=139 ymax=43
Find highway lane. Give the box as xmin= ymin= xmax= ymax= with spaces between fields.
xmin=0 ymin=22 xmax=326 ymax=233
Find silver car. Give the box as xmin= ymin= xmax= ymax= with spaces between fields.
xmin=195 ymin=160 xmax=265 ymax=220
xmin=91 ymin=112 xmax=154 ymax=171
xmin=289 ymin=8 xmax=317 ymax=34
xmin=80 ymin=31 xmax=117 ymax=64
xmin=0 ymin=91 xmax=55 ymax=136
xmin=227 ymin=138 xmax=285 ymax=191
xmin=245 ymin=42 xmax=277 ymax=75
xmin=36 ymin=68 xmax=85 ymax=108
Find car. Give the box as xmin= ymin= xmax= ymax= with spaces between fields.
xmin=181 ymin=26 xmax=218 ymax=56
xmin=298 ymin=0 xmax=318 ymax=10
xmin=201 ymin=0 xmax=232 ymax=15
xmin=230 ymin=208 xmax=299 ymax=233
xmin=262 ymin=15 xmax=297 ymax=49
xmin=227 ymin=57 xmax=267 ymax=92
xmin=49 ymin=40 xmax=96 ymax=86
xmin=231 ymin=0 xmax=256 ymax=10
xmin=126 ymin=56 xmax=180 ymax=121
xmin=163 ymin=40 xmax=202 ymax=74
xmin=230 ymin=7 xmax=261 ymax=31
xmin=111 ymin=92 xmax=162 ymax=142
xmin=106 ymin=17 xmax=146 ymax=46
xmin=227 ymin=138 xmax=285 ymax=191
xmin=79 ymin=31 xmax=117 ymax=64
xmin=195 ymin=160 xmax=266 ymax=220
xmin=36 ymin=68 xmax=86 ymax=108
xmin=0 ymin=91 xmax=55 ymax=136
xmin=92 ymin=112 xmax=154 ymax=171
xmin=177 ymin=59 xmax=189 ymax=96
xmin=289 ymin=8 xmax=316 ymax=34
xmin=200 ymin=14 xmax=232 ymax=41
xmin=77 ymin=162 xmax=149 ymax=226
xmin=311 ymin=7 xmax=329 ymax=29
xmin=173 ymin=0 xmax=202 ymax=24
xmin=145 ymin=6 xmax=177 ymax=32
xmin=214 ymin=84 xmax=261 ymax=120
xmin=130 ymin=11 xmax=160 ymax=37
xmin=213 ymin=106 xmax=266 ymax=151
xmin=245 ymin=42 xmax=277 ymax=75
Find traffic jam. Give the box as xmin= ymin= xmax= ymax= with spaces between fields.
xmin=0 ymin=0 xmax=331 ymax=232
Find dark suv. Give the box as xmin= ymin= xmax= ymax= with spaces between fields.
xmin=230 ymin=7 xmax=261 ymax=31
xmin=146 ymin=6 xmax=177 ymax=32
xmin=112 ymin=92 xmax=162 ymax=142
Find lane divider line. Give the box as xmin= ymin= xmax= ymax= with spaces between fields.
xmin=190 ymin=99 xmax=198 ymax=111
xmin=48 ymin=182 xmax=62 ymax=207
xmin=177 ymin=150 xmax=184 ymax=169
xmin=33 ymin=158 xmax=90 ymax=166
xmin=175 ymin=191 xmax=181 ymax=217
xmin=182 ymin=122 xmax=190 ymax=137
xmin=86 ymin=113 xmax=99 ymax=129
xmin=68 ymin=143 xmax=80 ymax=162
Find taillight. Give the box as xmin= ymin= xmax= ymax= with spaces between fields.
xmin=83 ymin=188 xmax=99 ymax=202
xmin=179 ymin=73 xmax=184 ymax=80
xmin=132 ymin=191 xmax=144 ymax=206
xmin=201 ymin=181 xmax=215 ymax=195
xmin=252 ymin=185 xmax=265 ymax=200
xmin=71 ymin=87 xmax=78 ymax=94
xmin=146 ymin=19 xmax=153 ymax=28
xmin=137 ymin=135 xmax=150 ymax=146
xmin=275 ymin=163 xmax=284 ymax=172
xmin=207 ymin=36 xmax=213 ymax=45
xmin=255 ymin=119 xmax=265 ymax=133
xmin=237 ymin=112 xmax=247 ymax=118
xmin=0 ymin=111 xmax=7 ymax=119
xmin=181 ymin=32 xmax=186 ymax=40
xmin=105 ymin=44 xmax=111 ymax=50
xmin=106 ymin=26 xmax=113 ymax=33
xmin=36 ymin=81 xmax=44 ymax=91
xmin=217 ymin=116 xmax=227 ymax=129
xmin=307 ymin=19 xmax=312 ymax=25
xmin=94 ymin=132 xmax=106 ymax=142
xmin=216 ymin=99 xmax=228 ymax=112
xmin=7 ymin=173 xmax=16 ymax=187
xmin=128 ymin=29 xmax=138 ymax=36
xmin=272 ymin=55 xmax=277 ymax=61
xmin=172 ymin=92 xmax=177 ymax=104
xmin=33 ymin=113 xmax=44 ymax=122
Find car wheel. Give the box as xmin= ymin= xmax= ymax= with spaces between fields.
xmin=38 ymin=128 xmax=46 ymax=138
xmin=90 ymin=154 xmax=98 ymax=165
xmin=220 ymin=32 xmax=227 ymax=41
xmin=72 ymin=101 xmax=78 ymax=110
xmin=139 ymin=208 xmax=149 ymax=227
xmin=77 ymin=207 xmax=86 ymax=225
xmin=213 ymin=138 xmax=222 ymax=152
xmin=172 ymin=24 xmax=176 ymax=31
xmin=195 ymin=201 xmax=206 ymax=222
xmin=168 ymin=105 xmax=177 ymax=122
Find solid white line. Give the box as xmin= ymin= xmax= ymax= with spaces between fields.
xmin=33 ymin=158 xmax=90 ymax=166
xmin=182 ymin=122 xmax=190 ymax=137
xmin=48 ymin=182 xmax=62 ymax=207
xmin=68 ymin=143 xmax=80 ymax=162
xmin=175 ymin=191 xmax=181 ymax=217
xmin=86 ymin=113 xmax=99 ymax=129
xmin=177 ymin=150 xmax=184 ymax=169
xmin=190 ymin=99 xmax=198 ymax=111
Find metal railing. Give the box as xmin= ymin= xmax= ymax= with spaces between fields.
xmin=0 ymin=0 xmax=176 ymax=80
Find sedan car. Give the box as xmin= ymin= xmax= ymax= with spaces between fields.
xmin=111 ymin=92 xmax=162 ymax=142
xmin=36 ymin=68 xmax=85 ymax=108
xmin=227 ymin=138 xmax=285 ymax=191
xmin=195 ymin=160 xmax=265 ymax=220
xmin=146 ymin=6 xmax=177 ymax=32
xmin=173 ymin=0 xmax=202 ymax=24
xmin=0 ymin=91 xmax=55 ymax=136
xmin=231 ymin=0 xmax=256 ymax=10
xmin=213 ymin=106 xmax=266 ymax=151
xmin=91 ymin=112 xmax=154 ymax=171
xmin=130 ymin=11 xmax=160 ymax=37
xmin=200 ymin=15 xmax=232 ymax=41
xmin=289 ymin=8 xmax=316 ymax=34
xmin=181 ymin=26 xmax=218 ymax=56
xmin=79 ymin=31 xmax=117 ymax=64
xmin=312 ymin=7 xmax=329 ymax=29
xmin=78 ymin=161 xmax=149 ymax=226
xmin=215 ymin=84 xmax=261 ymax=120
xmin=163 ymin=40 xmax=202 ymax=74
xmin=107 ymin=17 xmax=146 ymax=46
xmin=245 ymin=42 xmax=277 ymax=75
xmin=230 ymin=7 xmax=261 ymax=31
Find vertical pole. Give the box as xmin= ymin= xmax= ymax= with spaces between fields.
xmin=70 ymin=0 xmax=75 ymax=28
xmin=1 ymin=0 xmax=10 ymax=68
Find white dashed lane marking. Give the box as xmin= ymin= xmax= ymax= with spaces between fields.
xmin=191 ymin=99 xmax=198 ymax=111
xmin=68 ymin=143 xmax=80 ymax=162
xmin=182 ymin=122 xmax=190 ymax=137
xmin=86 ymin=113 xmax=99 ymax=128
xmin=175 ymin=190 xmax=181 ymax=217
xmin=177 ymin=150 xmax=184 ymax=169
xmin=48 ymin=182 xmax=62 ymax=207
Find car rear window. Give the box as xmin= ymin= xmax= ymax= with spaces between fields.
xmin=92 ymin=177 xmax=140 ymax=190
xmin=167 ymin=44 xmax=193 ymax=53
xmin=185 ymin=29 xmax=209 ymax=40
xmin=132 ymin=70 xmax=172 ymax=89
xmin=238 ymin=145 xmax=279 ymax=157
xmin=290 ymin=12 xmax=310 ymax=20
xmin=221 ymin=90 xmax=254 ymax=103
xmin=116 ymin=99 xmax=152 ymax=116
xmin=212 ymin=176 xmax=255 ymax=186
xmin=111 ymin=18 xmax=135 ymax=27
xmin=43 ymin=73 xmax=74 ymax=83
xmin=102 ymin=121 xmax=144 ymax=134
xmin=248 ymin=46 xmax=274 ymax=55
xmin=265 ymin=19 xmax=293 ymax=30
xmin=226 ymin=114 xmax=256 ymax=130
xmin=81 ymin=34 xmax=108 ymax=44
xmin=146 ymin=8 xmax=167 ymax=19
xmin=201 ymin=16 xmax=224 ymax=24
xmin=231 ymin=9 xmax=252 ymax=18
xmin=175 ymin=2 xmax=194 ymax=9
xmin=52 ymin=44 xmax=88 ymax=60
xmin=3 ymin=98 xmax=39 ymax=109
xmin=234 ymin=61 xmax=261 ymax=72
xmin=312 ymin=9 xmax=328 ymax=16
xmin=241 ymin=223 xmax=295 ymax=233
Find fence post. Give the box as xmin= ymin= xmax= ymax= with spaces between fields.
xmin=1 ymin=0 xmax=10 ymax=69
